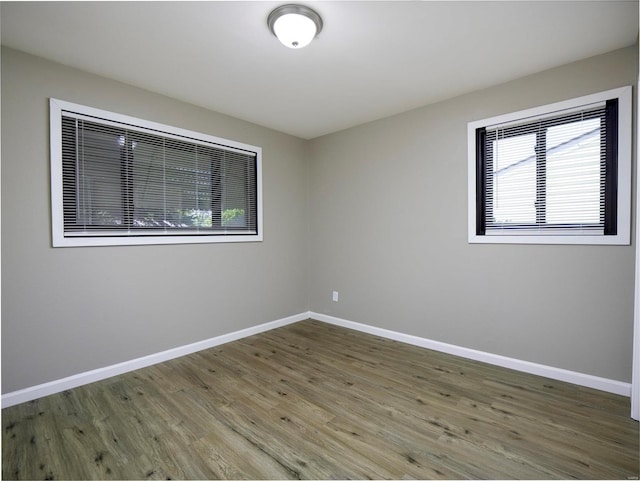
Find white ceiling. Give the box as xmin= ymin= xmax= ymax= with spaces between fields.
xmin=1 ymin=1 xmax=638 ymax=139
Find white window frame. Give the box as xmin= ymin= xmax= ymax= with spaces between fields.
xmin=467 ymin=86 xmax=632 ymax=245
xmin=50 ymin=98 xmax=263 ymax=247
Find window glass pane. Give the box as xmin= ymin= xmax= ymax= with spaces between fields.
xmin=176 ymin=145 xmax=215 ymax=228
xmin=130 ymin=133 xmax=169 ymax=228
xmin=131 ymin=137 xmax=213 ymax=230
xmin=222 ymin=151 xmax=250 ymax=228
xmin=491 ymin=133 xmax=536 ymax=224
xmin=77 ymin=124 xmax=125 ymax=227
xmin=65 ymin=121 xmax=258 ymax=232
xmin=546 ymin=118 xmax=601 ymax=224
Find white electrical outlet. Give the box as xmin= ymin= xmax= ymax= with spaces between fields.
xmin=332 ymin=291 xmax=339 ymax=302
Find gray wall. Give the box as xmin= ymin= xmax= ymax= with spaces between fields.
xmin=1 ymin=47 xmax=309 ymax=393
xmin=308 ymin=45 xmax=638 ymax=383
xmin=2 ymin=44 xmax=638 ymax=395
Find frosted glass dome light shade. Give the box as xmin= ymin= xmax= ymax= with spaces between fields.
xmin=268 ymin=5 xmax=323 ymax=49
xmin=273 ymin=13 xmax=316 ymax=48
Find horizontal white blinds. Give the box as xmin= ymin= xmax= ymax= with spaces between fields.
xmin=482 ymin=103 xmax=609 ymax=234
xmin=61 ymin=114 xmax=258 ymax=236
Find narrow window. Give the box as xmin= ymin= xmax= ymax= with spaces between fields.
xmin=50 ymin=99 xmax=262 ymax=247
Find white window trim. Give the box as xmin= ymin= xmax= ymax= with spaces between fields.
xmin=467 ymin=86 xmax=632 ymax=245
xmin=50 ymin=98 xmax=263 ymax=247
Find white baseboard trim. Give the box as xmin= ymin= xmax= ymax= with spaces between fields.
xmin=1 ymin=312 xmax=309 ymax=408
xmin=3 ymin=311 xmax=631 ymax=408
xmin=310 ymin=312 xmax=632 ymax=397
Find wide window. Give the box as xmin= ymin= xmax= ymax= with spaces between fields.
xmin=50 ymin=99 xmax=262 ymax=247
xmin=468 ymin=86 xmax=631 ymax=245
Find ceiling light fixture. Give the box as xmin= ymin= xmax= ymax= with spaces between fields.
xmin=267 ymin=4 xmax=323 ymax=49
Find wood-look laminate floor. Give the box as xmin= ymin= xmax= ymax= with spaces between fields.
xmin=2 ymin=319 xmax=639 ymax=480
